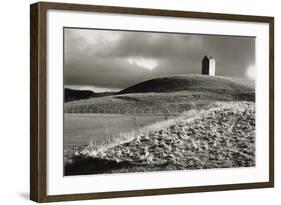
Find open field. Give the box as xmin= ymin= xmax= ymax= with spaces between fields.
xmin=64 ymin=114 xmax=170 ymax=150
xmin=65 ymin=101 xmax=255 ymax=175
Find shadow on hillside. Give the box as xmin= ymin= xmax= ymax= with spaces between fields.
xmin=64 ymin=156 xmax=134 ymax=176
xmin=234 ymin=93 xmax=255 ymax=101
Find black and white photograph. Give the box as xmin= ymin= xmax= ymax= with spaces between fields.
xmin=63 ymin=28 xmax=256 ymax=176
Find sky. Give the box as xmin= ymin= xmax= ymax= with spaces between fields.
xmin=64 ymin=28 xmax=255 ymax=92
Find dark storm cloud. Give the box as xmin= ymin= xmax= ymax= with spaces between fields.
xmin=64 ymin=28 xmax=255 ymax=91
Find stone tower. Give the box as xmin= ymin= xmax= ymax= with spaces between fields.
xmin=202 ymin=55 xmax=215 ymax=76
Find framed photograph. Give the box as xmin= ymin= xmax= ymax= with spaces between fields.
xmin=30 ymin=1 xmax=274 ymax=202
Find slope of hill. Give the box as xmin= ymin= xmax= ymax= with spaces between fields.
xmin=64 ymin=74 xmax=255 ymax=114
xmin=117 ymin=74 xmax=254 ymax=95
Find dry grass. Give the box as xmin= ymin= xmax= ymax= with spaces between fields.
xmin=65 ymin=101 xmax=255 ymax=175
xmin=80 ymin=101 xmax=252 ymax=154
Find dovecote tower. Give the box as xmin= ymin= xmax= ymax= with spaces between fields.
xmin=202 ymin=55 xmax=215 ymax=76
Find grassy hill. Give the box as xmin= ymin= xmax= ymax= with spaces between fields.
xmin=64 ymin=74 xmax=255 ymax=115
xmin=118 ymin=74 xmax=254 ymax=94
xmin=64 ymin=75 xmax=256 ymax=175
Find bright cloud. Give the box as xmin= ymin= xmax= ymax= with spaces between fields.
xmin=127 ymin=57 xmax=158 ymax=71
xmin=246 ymin=65 xmax=256 ymax=80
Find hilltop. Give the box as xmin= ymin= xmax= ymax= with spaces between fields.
xmin=117 ymin=74 xmax=254 ymax=94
